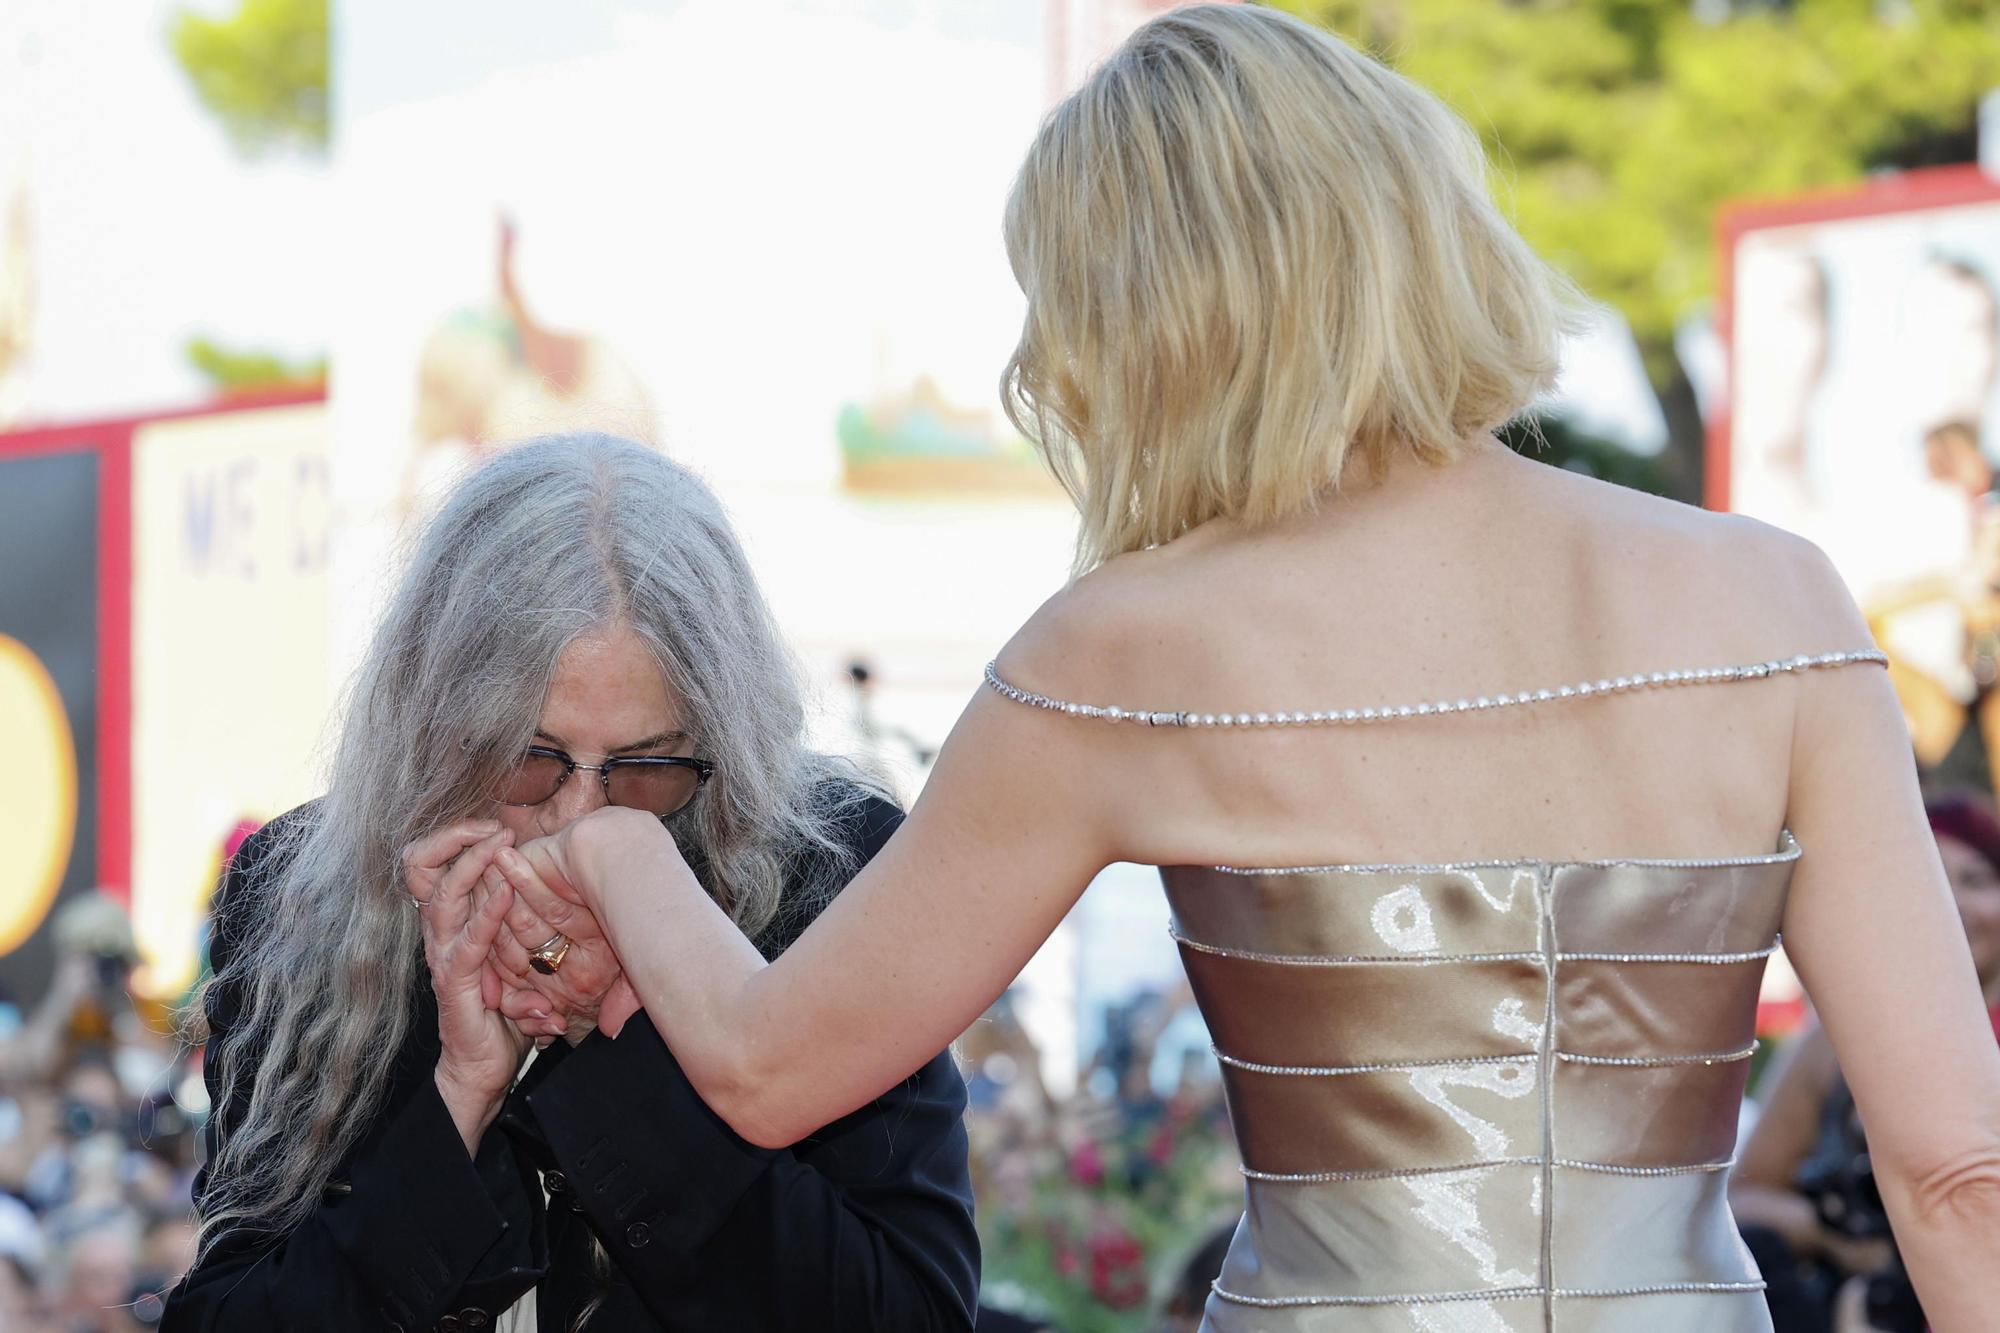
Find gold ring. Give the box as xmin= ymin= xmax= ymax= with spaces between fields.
xmin=528 ymin=933 xmax=571 ymax=976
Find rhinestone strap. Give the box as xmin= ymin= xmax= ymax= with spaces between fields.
xmin=1208 ymin=1280 xmax=1767 ymax=1308
xmin=1556 ymin=1043 xmax=1757 ymax=1068
xmin=1208 ymin=1284 xmax=1544 ymax=1309
xmin=983 ymin=649 xmax=1886 ymax=729
xmin=1552 ymin=1158 xmax=1735 ymax=1177
xmin=1560 ymin=942 xmax=1779 ymax=965
xmin=1209 ymin=1279 xmax=1766 ymax=1308
xmin=1214 ymin=1049 xmax=1538 ymax=1077
xmin=1171 ymin=930 xmax=1545 ymax=966
xmin=1171 ymin=927 xmax=1780 ymax=967
xmin=1238 ymin=1156 xmax=1733 ymax=1183
xmin=1217 ymin=1045 xmax=1755 ymax=1075
xmin=1241 ymin=1158 xmax=1543 ymax=1183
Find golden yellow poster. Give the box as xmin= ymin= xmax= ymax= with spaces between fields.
xmin=130 ymin=402 xmax=333 ymax=995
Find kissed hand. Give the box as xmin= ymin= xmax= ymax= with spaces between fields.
xmin=486 ymin=843 xmax=643 ymax=1042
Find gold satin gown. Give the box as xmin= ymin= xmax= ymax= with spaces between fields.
xmin=985 ymin=649 xmax=1889 ymax=1332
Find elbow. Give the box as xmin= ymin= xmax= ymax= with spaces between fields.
xmin=1891 ymin=1140 xmax=2000 ymax=1234
xmin=690 ymin=1043 xmax=804 ymax=1151
xmin=716 ymin=1097 xmax=800 ymax=1152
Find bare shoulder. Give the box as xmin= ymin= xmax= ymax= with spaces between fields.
xmin=1527 ymin=462 xmax=1866 ymax=652
xmin=993 ymin=541 xmax=1195 ymax=706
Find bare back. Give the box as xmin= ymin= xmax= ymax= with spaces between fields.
xmin=1000 ymin=442 xmax=1851 ymax=870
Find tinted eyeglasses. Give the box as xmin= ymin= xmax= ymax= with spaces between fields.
xmin=496 ymin=744 xmax=714 ymax=817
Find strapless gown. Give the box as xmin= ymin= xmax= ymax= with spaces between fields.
xmin=983 ymin=650 xmax=1892 ymax=1332
xmin=1166 ymin=840 xmax=1794 ymax=1332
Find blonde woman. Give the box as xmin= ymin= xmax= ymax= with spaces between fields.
xmin=490 ymin=7 xmax=2000 ymax=1331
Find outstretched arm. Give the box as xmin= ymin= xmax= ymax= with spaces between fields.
xmin=1782 ymin=566 xmax=2000 ymax=1332
xmin=506 ymin=677 xmax=1116 ymax=1149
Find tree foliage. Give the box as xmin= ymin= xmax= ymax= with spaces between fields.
xmin=186 ymin=336 xmax=327 ymax=395
xmin=1262 ymin=0 xmax=2000 ymax=482
xmin=168 ymin=0 xmax=329 ymax=157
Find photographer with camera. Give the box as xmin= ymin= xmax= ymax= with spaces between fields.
xmin=1733 ymin=791 xmax=2000 ymax=1331
xmin=0 ymin=894 xmax=151 ymax=1092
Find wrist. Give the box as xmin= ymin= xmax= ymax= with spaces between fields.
xmin=573 ymin=808 xmax=670 ymax=910
xmin=433 ymin=1063 xmax=505 ymax=1150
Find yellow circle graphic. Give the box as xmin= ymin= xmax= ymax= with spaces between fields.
xmin=0 ymin=634 xmax=77 ymax=956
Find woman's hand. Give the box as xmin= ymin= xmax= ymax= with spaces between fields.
xmin=402 ymin=820 xmax=527 ymax=1153
xmin=511 ymin=805 xmax=673 ymax=916
xmin=484 ymin=849 xmax=638 ymax=1044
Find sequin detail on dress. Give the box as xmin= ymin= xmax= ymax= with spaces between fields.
xmin=983 ymin=649 xmax=1886 ymax=729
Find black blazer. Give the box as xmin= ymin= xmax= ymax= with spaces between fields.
xmin=163 ymin=788 xmax=979 ymax=1333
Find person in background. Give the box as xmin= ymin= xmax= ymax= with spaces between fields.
xmin=1157 ymin=1221 xmax=1237 ymax=1333
xmin=1733 ymin=790 xmax=2000 ymax=1331
xmin=0 ymin=896 xmax=152 ymax=1091
xmin=1922 ymin=419 xmax=1992 ymax=519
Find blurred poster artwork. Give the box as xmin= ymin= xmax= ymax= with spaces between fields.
xmin=129 ymin=401 xmax=333 ymax=997
xmin=330 ymin=0 xmax=1075 ymax=763
xmin=1719 ymin=167 xmax=2000 ymax=808
xmin=401 ymin=216 xmax=659 ymax=516
xmin=0 ymin=444 xmax=99 ymax=1006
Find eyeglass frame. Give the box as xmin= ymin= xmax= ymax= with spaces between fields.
xmin=498 ymin=743 xmax=716 ymax=813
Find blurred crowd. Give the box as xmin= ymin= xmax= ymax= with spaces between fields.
xmin=964 ymin=985 xmax=1241 ymax=1333
xmin=2 ymin=779 xmax=1996 ymax=1333
xmin=0 ymin=898 xmax=203 ymax=1333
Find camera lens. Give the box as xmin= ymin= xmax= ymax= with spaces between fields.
xmin=60 ymin=1099 xmax=100 ymax=1138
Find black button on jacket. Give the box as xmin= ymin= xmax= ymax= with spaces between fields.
xmin=162 ymin=787 xmax=980 ymax=1332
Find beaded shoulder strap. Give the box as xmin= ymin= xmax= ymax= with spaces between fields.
xmin=982 ymin=648 xmax=1887 ymax=729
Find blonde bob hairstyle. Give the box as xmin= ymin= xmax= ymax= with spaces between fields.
xmin=1002 ymin=3 xmax=1583 ymax=571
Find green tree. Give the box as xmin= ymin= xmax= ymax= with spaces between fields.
xmin=168 ymin=0 xmax=329 ymax=393
xmin=185 ymin=336 xmax=327 ymax=396
xmin=169 ymin=0 xmax=329 ymax=157
xmin=1261 ymin=0 xmax=2000 ymax=499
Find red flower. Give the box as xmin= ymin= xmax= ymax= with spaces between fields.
xmin=1068 ymin=1139 xmax=1106 ymax=1187
xmin=1087 ymin=1224 xmax=1148 ymax=1308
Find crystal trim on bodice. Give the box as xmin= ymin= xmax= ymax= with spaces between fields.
xmin=982 ymin=648 xmax=1886 ymax=728
xmin=1158 ymin=844 xmax=1798 ymax=1331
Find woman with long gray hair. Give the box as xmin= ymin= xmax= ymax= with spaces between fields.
xmin=161 ymin=434 xmax=979 ymax=1332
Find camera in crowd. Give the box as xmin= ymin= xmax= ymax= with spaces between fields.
xmin=1795 ymin=1088 xmax=1926 ymax=1333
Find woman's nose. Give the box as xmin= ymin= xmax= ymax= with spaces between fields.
xmin=546 ymin=766 xmax=608 ymax=829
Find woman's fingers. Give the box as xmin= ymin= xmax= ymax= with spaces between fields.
xmin=498 ymin=983 xmax=547 ymax=1024
xmin=490 ymin=917 xmax=536 ymax=981
xmin=496 ymin=847 xmax=579 ymax=934
xmin=418 ymin=829 xmax=509 ymax=940
xmin=401 ymin=819 xmax=502 ymax=894
xmin=441 ymin=825 xmax=514 ymax=898
xmin=446 ymin=881 xmax=514 ymax=985
xmin=498 ymin=984 xmax=568 ymax=1041
xmin=513 ymin=837 xmax=586 ymax=906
